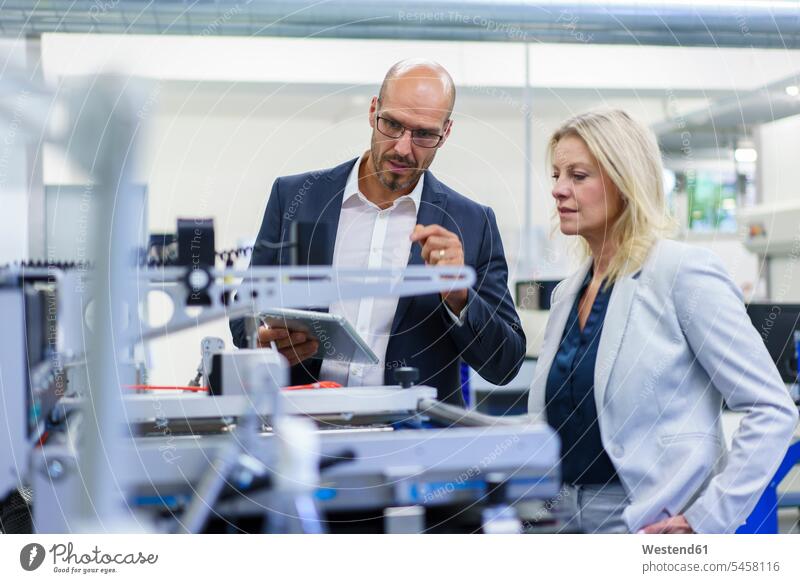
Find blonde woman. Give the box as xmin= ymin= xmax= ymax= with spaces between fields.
xmin=528 ymin=109 xmax=798 ymax=534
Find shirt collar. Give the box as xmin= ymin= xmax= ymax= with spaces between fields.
xmin=342 ymin=153 xmax=424 ymax=211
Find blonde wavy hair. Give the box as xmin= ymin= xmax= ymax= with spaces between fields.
xmin=548 ymin=109 xmax=676 ymax=285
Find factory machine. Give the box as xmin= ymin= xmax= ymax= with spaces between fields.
xmin=0 ymin=254 xmax=560 ymax=534
xmin=739 ymin=200 xmax=800 ymax=303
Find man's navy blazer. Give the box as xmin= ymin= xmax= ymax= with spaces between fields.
xmin=230 ymin=158 xmax=526 ymax=405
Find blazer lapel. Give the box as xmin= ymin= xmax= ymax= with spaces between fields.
xmin=594 ymin=273 xmax=639 ymax=410
xmin=528 ymin=259 xmax=591 ymax=420
xmin=313 ymin=157 xmax=357 ymax=266
xmin=294 ymin=159 xmax=355 ymax=382
xmin=389 ymin=171 xmax=447 ymax=335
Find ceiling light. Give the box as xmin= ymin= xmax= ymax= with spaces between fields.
xmin=734 ymin=148 xmax=758 ymax=163
xmin=785 ymin=85 xmax=800 ymax=97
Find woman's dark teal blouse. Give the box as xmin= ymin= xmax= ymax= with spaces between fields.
xmin=545 ymin=269 xmax=619 ymax=485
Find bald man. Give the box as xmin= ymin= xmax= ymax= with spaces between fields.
xmin=230 ymin=60 xmax=525 ymax=405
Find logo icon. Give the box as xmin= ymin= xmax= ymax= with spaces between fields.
xmin=20 ymin=543 xmax=46 ymax=571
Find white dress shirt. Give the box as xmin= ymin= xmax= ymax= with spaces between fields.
xmin=319 ymin=155 xmax=423 ymax=387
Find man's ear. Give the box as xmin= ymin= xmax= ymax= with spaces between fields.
xmin=439 ymin=119 xmax=453 ymax=148
xmin=368 ymin=97 xmax=378 ymax=129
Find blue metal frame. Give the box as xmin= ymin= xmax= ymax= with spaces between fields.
xmin=736 ymin=440 xmax=800 ymax=534
xmin=460 ymin=361 xmax=471 ymax=408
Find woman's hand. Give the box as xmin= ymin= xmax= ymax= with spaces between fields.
xmin=640 ymin=515 xmax=694 ymax=534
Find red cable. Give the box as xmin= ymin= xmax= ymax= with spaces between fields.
xmin=36 ymin=431 xmax=49 ymax=448
xmin=127 ymin=381 xmax=342 ymax=392
xmin=283 ymin=381 xmax=342 ymax=390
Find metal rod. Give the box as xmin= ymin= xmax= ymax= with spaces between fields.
xmin=522 ymin=42 xmax=533 ymax=277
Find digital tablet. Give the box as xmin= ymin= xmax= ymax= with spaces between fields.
xmin=258 ymin=308 xmax=379 ymax=365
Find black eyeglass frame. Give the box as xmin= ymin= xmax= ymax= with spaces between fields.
xmin=374 ymin=114 xmax=448 ymax=148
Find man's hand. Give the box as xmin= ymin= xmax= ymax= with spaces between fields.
xmin=640 ymin=515 xmax=694 ymax=534
xmin=410 ymin=224 xmax=468 ymax=316
xmin=257 ymin=325 xmax=319 ymax=366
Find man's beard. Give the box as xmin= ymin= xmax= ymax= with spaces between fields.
xmin=370 ymin=143 xmax=426 ymax=192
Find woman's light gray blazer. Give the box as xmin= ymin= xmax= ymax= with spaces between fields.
xmin=528 ymin=239 xmax=799 ymax=533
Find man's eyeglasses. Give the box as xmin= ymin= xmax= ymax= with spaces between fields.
xmin=375 ymin=115 xmax=445 ymax=148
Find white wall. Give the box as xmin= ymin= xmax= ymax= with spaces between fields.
xmin=42 ymin=34 xmax=800 ymax=92
xmin=754 ymin=115 xmax=800 ymax=301
xmin=0 ymin=38 xmax=33 ymax=264
xmin=758 ymin=114 xmax=800 ymax=205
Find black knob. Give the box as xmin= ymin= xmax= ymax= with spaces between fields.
xmin=394 ymin=367 xmax=419 ymax=389
xmin=485 ymin=473 xmax=508 ymax=506
xmin=319 ymin=449 xmax=357 ymax=472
